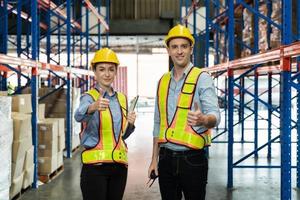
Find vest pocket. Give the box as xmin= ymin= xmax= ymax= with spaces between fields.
xmin=177 ymin=93 xmax=192 ymax=108
xmin=182 ymin=83 xmax=195 ymax=94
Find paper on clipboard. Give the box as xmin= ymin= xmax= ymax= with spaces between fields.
xmin=128 ymin=95 xmax=139 ymax=112
xmin=124 ymin=95 xmax=139 ymax=134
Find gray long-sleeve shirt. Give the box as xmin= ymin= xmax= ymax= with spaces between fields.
xmin=74 ymin=84 xmax=134 ymax=149
xmin=153 ymin=63 xmax=220 ymax=151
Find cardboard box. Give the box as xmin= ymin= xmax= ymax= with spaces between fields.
xmin=9 ymin=172 xmax=24 ymax=198
xmin=12 ymin=94 xmax=32 ymax=114
xmin=12 ymin=137 xmax=32 ymax=162
xmin=38 ymin=104 xmax=45 ymax=120
xmin=58 ymin=134 xmax=65 ymax=152
xmin=23 ymin=146 xmax=34 ymax=170
xmin=46 ymin=99 xmax=66 ymax=114
xmin=11 ymin=112 xmax=32 ymax=141
xmin=22 ymin=165 xmax=34 ymax=189
xmin=57 ymin=151 xmax=63 ymax=168
xmin=38 ymin=139 xmax=58 ymax=157
xmin=38 ymin=154 xmax=58 ymax=175
xmin=0 ymin=91 xmax=8 ymax=96
xmin=11 ymin=156 xmax=25 ymax=180
xmin=38 ymin=120 xmax=58 ymax=142
xmin=72 ymin=135 xmax=80 ymax=150
xmin=44 ymin=118 xmax=65 ymax=136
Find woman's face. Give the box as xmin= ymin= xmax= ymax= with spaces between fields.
xmin=93 ymin=62 xmax=117 ymax=89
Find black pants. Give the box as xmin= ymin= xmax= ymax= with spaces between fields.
xmin=80 ymin=163 xmax=128 ymax=200
xmin=158 ymin=147 xmax=208 ymax=200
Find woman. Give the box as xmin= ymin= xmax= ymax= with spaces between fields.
xmin=75 ymin=48 xmax=136 ymax=200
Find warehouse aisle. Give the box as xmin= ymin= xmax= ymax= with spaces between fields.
xmin=21 ymin=111 xmax=300 ymax=200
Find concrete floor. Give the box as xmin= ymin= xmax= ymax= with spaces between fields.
xmin=21 ymin=111 xmax=300 ymax=200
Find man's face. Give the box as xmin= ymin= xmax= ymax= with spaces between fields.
xmin=93 ymin=62 xmax=117 ymax=88
xmin=167 ymin=38 xmax=193 ymax=69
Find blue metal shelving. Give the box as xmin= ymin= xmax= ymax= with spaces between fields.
xmin=0 ymin=0 xmax=109 ymax=189
xmin=182 ymin=1 xmax=299 ymax=199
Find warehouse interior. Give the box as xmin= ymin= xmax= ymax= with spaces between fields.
xmin=1 ymin=0 xmax=300 ymax=200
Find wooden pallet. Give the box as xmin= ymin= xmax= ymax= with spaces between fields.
xmin=11 ymin=185 xmax=31 ymax=200
xmin=38 ymin=165 xmax=64 ymax=184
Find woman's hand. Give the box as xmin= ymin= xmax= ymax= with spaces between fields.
xmin=88 ymin=97 xmax=110 ymax=113
xmin=127 ymin=111 xmax=136 ymax=125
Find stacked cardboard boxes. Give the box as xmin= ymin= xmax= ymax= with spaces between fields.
xmin=0 ymin=96 xmax=13 ymax=200
xmin=10 ymin=94 xmax=34 ymax=198
xmin=270 ymin=0 xmax=281 ymax=48
xmin=37 ymin=120 xmax=58 ymax=175
xmin=24 ymin=87 xmax=81 ymax=151
xmin=242 ymin=7 xmax=253 ymax=57
xmin=40 ymin=87 xmax=81 ymax=150
xmin=72 ymin=88 xmax=81 ymax=149
xmin=258 ymin=3 xmax=268 ymax=52
xmin=37 ymin=118 xmax=65 ymax=175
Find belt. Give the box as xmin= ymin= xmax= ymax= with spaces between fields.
xmin=159 ymin=147 xmax=205 ymax=157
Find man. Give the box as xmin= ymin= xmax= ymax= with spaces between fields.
xmin=148 ymin=24 xmax=220 ymax=200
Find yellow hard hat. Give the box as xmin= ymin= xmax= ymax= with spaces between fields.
xmin=91 ymin=48 xmax=120 ymax=66
xmin=164 ymin=24 xmax=195 ymax=46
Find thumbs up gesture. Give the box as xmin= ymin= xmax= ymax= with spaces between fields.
xmin=187 ymin=102 xmax=208 ymax=127
xmin=88 ymin=97 xmax=110 ymax=113
xmin=95 ymin=97 xmax=110 ymax=111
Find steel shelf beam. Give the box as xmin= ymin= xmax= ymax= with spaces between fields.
xmin=38 ymin=0 xmax=81 ymax=30
xmin=83 ymin=0 xmax=109 ymax=31
xmin=1 ymin=0 xmax=109 ymax=191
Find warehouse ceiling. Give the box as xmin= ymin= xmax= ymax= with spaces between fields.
xmin=7 ymin=35 xmax=165 ymax=54
xmin=6 ymin=0 xmax=204 ymax=53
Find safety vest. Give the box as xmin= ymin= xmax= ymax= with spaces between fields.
xmin=81 ymin=88 xmax=128 ymax=165
xmin=157 ymin=67 xmax=211 ymax=150
xmin=7 ymin=83 xmax=15 ymax=96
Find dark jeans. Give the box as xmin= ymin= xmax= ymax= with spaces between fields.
xmin=158 ymin=147 xmax=208 ymax=200
xmin=80 ymin=163 xmax=128 ymax=200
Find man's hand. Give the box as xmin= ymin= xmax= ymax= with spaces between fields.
xmin=187 ymin=102 xmax=208 ymax=127
xmin=148 ymin=138 xmax=159 ymax=180
xmin=88 ymin=97 xmax=110 ymax=114
xmin=187 ymin=102 xmax=217 ymax=128
xmin=148 ymin=160 xmax=158 ymax=179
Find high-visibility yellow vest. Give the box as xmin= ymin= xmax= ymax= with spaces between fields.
xmin=7 ymin=82 xmax=15 ymax=96
xmin=81 ymin=88 xmax=129 ymax=165
xmin=158 ymin=67 xmax=211 ymax=149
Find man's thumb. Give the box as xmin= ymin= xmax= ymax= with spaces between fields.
xmin=194 ymin=102 xmax=201 ymax=112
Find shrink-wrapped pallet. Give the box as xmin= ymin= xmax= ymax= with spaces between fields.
xmin=0 ymin=96 xmax=11 ymax=119
xmin=0 ymin=96 xmax=13 ymax=200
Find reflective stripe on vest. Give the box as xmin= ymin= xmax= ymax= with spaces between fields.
xmin=158 ymin=67 xmax=211 ymax=149
xmin=81 ymin=88 xmax=128 ymax=164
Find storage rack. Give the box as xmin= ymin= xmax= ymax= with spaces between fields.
xmin=182 ymin=1 xmax=299 ymax=199
xmin=0 ymin=0 xmax=109 ymax=189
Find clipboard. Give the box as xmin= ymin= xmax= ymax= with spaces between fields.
xmin=128 ymin=95 xmax=139 ymax=112
xmin=124 ymin=95 xmax=139 ymax=134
